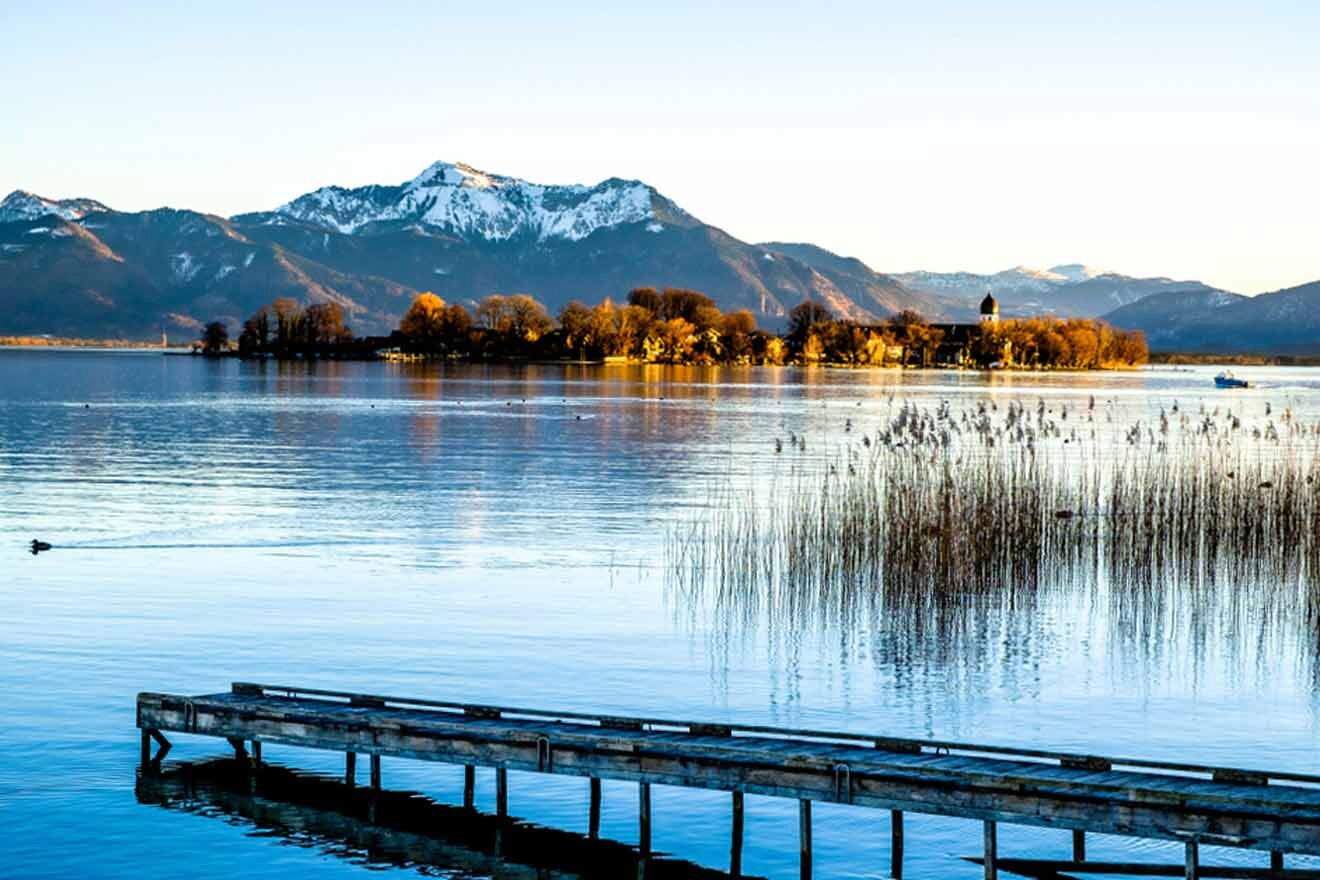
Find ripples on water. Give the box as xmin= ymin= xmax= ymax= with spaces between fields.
xmin=3 ymin=349 xmax=1320 ymax=879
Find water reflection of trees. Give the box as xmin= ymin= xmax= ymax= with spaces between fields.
xmin=668 ymin=398 xmax=1320 ymax=702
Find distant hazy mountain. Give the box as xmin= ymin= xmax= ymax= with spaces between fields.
xmin=757 ymin=242 xmax=953 ymax=320
xmin=894 ymin=265 xmax=1226 ymax=318
xmin=1102 ymin=282 xmax=1320 ymax=353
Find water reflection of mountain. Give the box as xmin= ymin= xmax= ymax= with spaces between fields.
xmin=136 ymin=759 xmax=757 ymax=880
xmin=54 ymin=359 xmax=861 ymax=567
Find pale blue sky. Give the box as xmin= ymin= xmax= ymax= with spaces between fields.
xmin=3 ymin=1 xmax=1317 ymax=293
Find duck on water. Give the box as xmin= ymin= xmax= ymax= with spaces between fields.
xmin=29 ymin=540 xmax=52 ymax=555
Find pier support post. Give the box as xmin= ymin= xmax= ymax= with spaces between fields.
xmin=139 ymin=729 xmax=170 ymax=775
xmin=496 ymin=767 xmax=508 ymax=818
xmin=251 ymin=741 xmax=262 ymax=768
xmin=463 ymin=765 xmax=475 ymax=809
xmin=589 ymin=778 xmax=602 ymax=839
xmin=639 ymin=782 xmax=652 ymax=854
xmin=1072 ymin=829 xmax=1085 ymax=862
xmin=799 ymin=799 xmax=812 ymax=880
xmin=984 ymin=820 xmax=997 ymax=880
xmin=1185 ymin=841 xmax=1199 ymax=880
xmin=731 ymin=791 xmax=744 ymax=877
xmin=891 ymin=810 xmax=904 ymax=880
xmin=345 ymin=752 xmax=356 ymax=787
xmin=1272 ymin=851 xmax=1284 ymax=875
xmin=367 ymin=756 xmax=379 ymax=823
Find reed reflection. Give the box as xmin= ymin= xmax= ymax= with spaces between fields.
xmin=668 ymin=397 xmax=1320 ymax=699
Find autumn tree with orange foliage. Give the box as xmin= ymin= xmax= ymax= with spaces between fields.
xmin=400 ymin=292 xmax=471 ymax=353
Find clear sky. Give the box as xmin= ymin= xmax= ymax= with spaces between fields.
xmin=3 ymin=1 xmax=1317 ymax=293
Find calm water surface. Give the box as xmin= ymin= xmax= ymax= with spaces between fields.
xmin=3 ymin=349 xmax=1319 ymax=879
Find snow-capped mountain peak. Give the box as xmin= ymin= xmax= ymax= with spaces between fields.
xmin=998 ymin=265 xmax=1072 ymax=285
xmin=1046 ymin=263 xmax=1106 ymax=283
xmin=0 ymin=190 xmax=111 ymax=223
xmin=897 ymin=264 xmax=1117 ymax=298
xmin=270 ymin=160 xmax=676 ymax=242
xmin=997 ymin=264 xmax=1109 ymax=284
xmin=406 ymin=161 xmax=500 ymax=191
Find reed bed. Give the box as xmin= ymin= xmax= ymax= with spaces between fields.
xmin=667 ymin=398 xmax=1320 ymax=679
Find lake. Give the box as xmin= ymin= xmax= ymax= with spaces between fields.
xmin=3 ymin=349 xmax=1319 ymax=879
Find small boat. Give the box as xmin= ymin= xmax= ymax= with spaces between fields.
xmin=1214 ymin=371 xmax=1249 ymax=389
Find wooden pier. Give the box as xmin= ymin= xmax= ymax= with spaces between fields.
xmin=138 ymin=683 xmax=1320 ymax=878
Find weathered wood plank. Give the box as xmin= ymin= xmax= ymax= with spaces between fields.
xmin=179 ymin=694 xmax=1318 ymax=814
xmin=222 ymin=683 xmax=1320 ymax=789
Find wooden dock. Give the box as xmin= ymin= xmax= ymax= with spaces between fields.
xmin=138 ymin=683 xmax=1320 ymax=879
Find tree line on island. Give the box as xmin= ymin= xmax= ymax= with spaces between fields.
xmin=201 ymin=288 xmax=1148 ymax=369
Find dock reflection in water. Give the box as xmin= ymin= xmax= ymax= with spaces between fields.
xmin=135 ymin=758 xmax=759 ymax=880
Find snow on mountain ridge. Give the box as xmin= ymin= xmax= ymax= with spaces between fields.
xmin=897 ymin=264 xmax=1119 ymax=296
xmin=1047 ymin=263 xmax=1106 ymax=283
xmin=0 ymin=190 xmax=111 ymax=223
xmin=273 ymin=161 xmax=667 ymax=241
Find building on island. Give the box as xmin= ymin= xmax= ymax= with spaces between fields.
xmin=928 ymin=292 xmax=1009 ymax=366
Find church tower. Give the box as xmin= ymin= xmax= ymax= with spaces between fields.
xmin=979 ymin=291 xmax=999 ymax=325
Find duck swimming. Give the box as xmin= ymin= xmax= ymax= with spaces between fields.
xmin=29 ymin=539 xmax=52 ymax=555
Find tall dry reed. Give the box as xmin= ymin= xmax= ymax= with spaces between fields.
xmin=667 ymin=398 xmax=1320 ymax=679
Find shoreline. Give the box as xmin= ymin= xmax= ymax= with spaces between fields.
xmin=10 ymin=342 xmax=1304 ymax=369
xmin=12 ymin=341 xmax=1307 ymax=371
xmin=0 ymin=336 xmax=170 ymax=349
xmin=1 ymin=346 xmax=1218 ymax=372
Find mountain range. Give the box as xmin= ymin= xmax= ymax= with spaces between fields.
xmin=0 ymin=160 xmax=1314 ymax=352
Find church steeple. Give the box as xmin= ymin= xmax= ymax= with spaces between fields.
xmin=979 ymin=290 xmax=999 ymax=324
